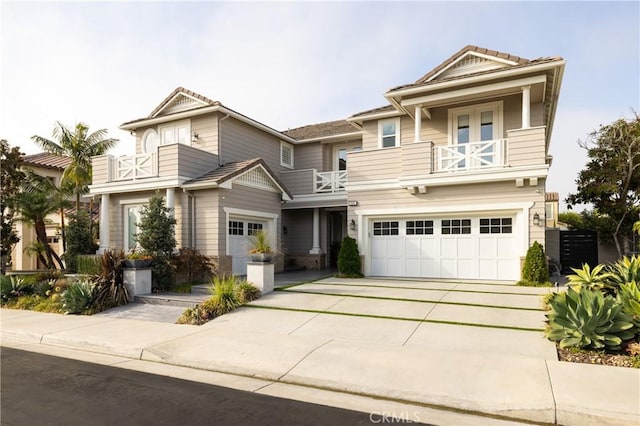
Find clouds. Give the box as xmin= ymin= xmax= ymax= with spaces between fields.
xmin=1 ymin=2 xmax=638 ymax=210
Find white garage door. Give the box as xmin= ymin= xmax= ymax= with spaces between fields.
xmin=370 ymin=217 xmax=517 ymax=280
xmin=228 ymin=219 xmax=265 ymax=275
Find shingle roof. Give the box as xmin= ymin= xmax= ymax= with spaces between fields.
xmin=22 ymin=153 xmax=72 ymax=170
xmin=282 ymin=120 xmax=358 ymax=140
xmin=183 ymin=158 xmax=292 ymax=199
xmin=149 ymin=86 xmax=219 ymax=118
xmin=349 ymin=105 xmax=396 ymax=120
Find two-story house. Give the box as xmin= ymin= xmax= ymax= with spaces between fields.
xmin=90 ymin=45 xmax=565 ymax=281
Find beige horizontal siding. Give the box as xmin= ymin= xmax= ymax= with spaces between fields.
xmin=280 ymin=169 xmax=315 ymax=195
xmin=294 ymin=143 xmax=323 ymax=170
xmin=191 ymin=113 xmax=219 ymax=155
xmin=401 ymin=141 xmax=433 ymax=177
xmin=221 ymin=117 xmax=283 ymax=173
xmin=348 ymin=148 xmax=402 ymax=183
xmin=191 ymin=189 xmax=221 ymax=256
xmin=92 ymin=155 xmax=109 ymax=184
xmin=507 ymin=127 xmax=546 ymax=167
xmin=157 ymin=144 xmax=218 ymax=179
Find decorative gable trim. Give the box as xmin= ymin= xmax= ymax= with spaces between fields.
xmin=429 ymin=52 xmax=519 ymax=82
xmin=151 ymin=93 xmax=211 ymax=118
xmin=230 ymin=165 xmax=280 ymax=193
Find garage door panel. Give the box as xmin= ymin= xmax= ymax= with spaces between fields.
xmin=478 ymin=238 xmax=498 ymax=257
xmin=496 ymin=238 xmax=514 ymax=258
xmin=457 ymin=238 xmax=474 ymax=258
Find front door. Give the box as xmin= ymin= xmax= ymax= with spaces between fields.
xmin=327 ymin=209 xmax=347 ymax=268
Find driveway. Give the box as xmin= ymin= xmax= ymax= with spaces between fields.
xmin=210 ymin=277 xmax=558 ymax=360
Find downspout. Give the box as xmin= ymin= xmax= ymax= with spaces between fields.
xmin=218 ymin=113 xmax=230 ymax=166
xmin=182 ymin=189 xmax=196 ymax=248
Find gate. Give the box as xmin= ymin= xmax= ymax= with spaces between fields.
xmin=559 ymin=230 xmax=598 ymax=274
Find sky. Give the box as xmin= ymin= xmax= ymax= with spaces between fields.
xmin=1 ymin=1 xmax=639 ymax=211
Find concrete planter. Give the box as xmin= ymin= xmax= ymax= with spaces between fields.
xmin=250 ymin=253 xmax=273 ymax=263
xmin=123 ymin=268 xmax=152 ymax=301
xmin=247 ymin=262 xmax=274 ymax=294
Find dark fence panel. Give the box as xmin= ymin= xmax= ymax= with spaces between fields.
xmin=559 ymin=230 xmax=599 ymax=274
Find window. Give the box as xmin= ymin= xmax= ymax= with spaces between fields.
xmin=442 ymin=219 xmax=471 ymax=235
xmin=159 ymin=120 xmax=190 ymax=146
xmin=142 ymin=129 xmax=160 ymax=153
xmin=280 ymin=141 xmax=294 ymax=168
xmin=124 ymin=205 xmax=143 ymax=251
xmin=449 ymin=102 xmax=502 ymax=145
xmin=406 ymin=220 xmax=434 ymax=235
xmin=247 ymin=222 xmax=263 ymax=235
xmin=479 ymin=218 xmax=512 ymax=234
xmin=373 ymin=221 xmax=399 ymax=236
xmin=378 ymin=118 xmax=400 ymax=148
xmin=228 ymin=221 xmax=244 ymax=235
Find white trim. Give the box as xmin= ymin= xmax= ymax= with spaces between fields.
xmin=333 ymin=143 xmax=362 ymax=171
xmin=89 ymin=177 xmax=191 ymax=194
xmin=141 ymin=128 xmax=160 ymax=154
xmin=123 ymin=203 xmax=144 ymax=252
xmin=151 ymin=93 xmax=210 ymax=118
xmin=348 ymin=109 xmax=403 ymax=123
xmin=355 ymin=202 xmax=533 ymax=217
xmin=280 ymin=141 xmax=294 ymax=169
xmin=119 ymin=197 xmax=150 ymax=205
xmin=223 ymin=207 xmax=279 ymax=258
xmin=448 ymin=100 xmax=503 ymax=145
xmin=158 ymin=119 xmax=191 ymax=146
xmin=282 ymin=192 xmax=347 ymax=209
xmin=293 ymin=131 xmax=362 ymax=144
xmin=400 ymin=75 xmax=546 ymax=108
xmin=378 ymin=117 xmax=401 ymax=148
xmin=386 ymin=60 xmax=565 ymax=98
xmin=427 ymin=51 xmax=519 ymax=82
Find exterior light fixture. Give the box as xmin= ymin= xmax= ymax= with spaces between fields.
xmin=349 ymin=219 xmax=356 ymax=231
xmin=191 ymin=132 xmax=199 ymax=142
xmin=533 ymin=212 xmax=541 ymax=226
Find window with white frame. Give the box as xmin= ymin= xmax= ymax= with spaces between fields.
xmin=280 ymin=141 xmax=294 ymax=168
xmin=159 ymin=119 xmax=191 ymax=146
xmin=378 ymin=118 xmax=400 ymax=148
xmin=448 ymin=102 xmax=502 ymax=145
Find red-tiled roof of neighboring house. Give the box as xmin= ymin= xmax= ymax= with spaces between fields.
xmin=545 ymin=192 xmax=560 ymax=202
xmin=282 ymin=120 xmax=358 ymax=140
xmin=183 ymin=158 xmax=293 ymax=199
xmin=22 ymin=153 xmax=72 ymax=170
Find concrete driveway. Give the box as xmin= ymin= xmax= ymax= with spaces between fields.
xmin=211 ymin=277 xmax=558 ymax=360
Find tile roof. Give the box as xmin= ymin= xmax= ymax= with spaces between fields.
xmin=545 ymin=192 xmax=560 ymax=202
xmin=387 ymin=45 xmax=563 ymax=92
xmin=282 ymin=120 xmax=358 ymax=140
xmin=22 ymin=153 xmax=72 ymax=170
xmin=183 ymin=158 xmax=292 ymax=199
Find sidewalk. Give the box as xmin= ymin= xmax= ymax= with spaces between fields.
xmin=2 ymin=305 xmax=638 ymax=425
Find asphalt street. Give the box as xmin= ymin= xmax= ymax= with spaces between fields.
xmin=1 ymin=347 xmax=412 ymax=426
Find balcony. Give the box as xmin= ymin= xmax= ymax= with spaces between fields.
xmin=315 ymin=170 xmax=347 ymax=193
xmin=434 ymin=139 xmax=507 ymax=172
xmin=111 ymin=153 xmax=157 ymax=181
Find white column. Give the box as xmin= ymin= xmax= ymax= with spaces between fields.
xmin=309 ymin=208 xmax=322 ymax=254
xmin=166 ymin=187 xmax=175 ymax=217
xmin=522 ymin=85 xmax=531 ymax=129
xmin=97 ymin=193 xmax=110 ymax=254
xmin=414 ymin=105 xmax=422 ymax=142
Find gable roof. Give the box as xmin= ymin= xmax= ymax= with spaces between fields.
xmin=182 ymin=158 xmax=292 ymax=200
xmin=149 ymin=86 xmax=220 ymax=118
xmin=349 ymin=104 xmax=397 ymax=120
xmin=282 ymin=120 xmax=358 ymax=141
xmin=22 ymin=153 xmax=72 ymax=170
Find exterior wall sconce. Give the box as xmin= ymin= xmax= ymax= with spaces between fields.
xmin=533 ymin=212 xmax=541 ymax=226
xmin=349 ymin=219 xmax=356 ymax=231
xmin=348 ymin=200 xmax=358 ymax=207
xmin=191 ymin=132 xmax=199 ymax=143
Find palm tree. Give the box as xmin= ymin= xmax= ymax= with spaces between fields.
xmin=31 ymin=122 xmax=118 ymax=212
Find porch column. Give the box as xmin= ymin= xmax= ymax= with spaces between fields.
xmin=521 ymin=85 xmax=531 ymax=129
xmin=309 ymin=208 xmax=322 ymax=254
xmin=166 ymin=187 xmax=175 ymax=217
xmin=414 ymin=105 xmax=422 ymax=142
xmin=97 ymin=193 xmax=110 ymax=254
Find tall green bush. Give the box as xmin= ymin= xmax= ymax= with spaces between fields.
xmin=137 ymin=191 xmax=177 ymax=290
xmin=521 ymin=241 xmax=548 ymax=284
xmin=337 ymin=236 xmax=363 ymax=278
xmin=63 ymin=211 xmax=98 ymax=273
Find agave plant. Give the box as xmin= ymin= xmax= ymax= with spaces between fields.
xmin=545 ymin=287 xmax=635 ymax=351
xmin=61 ymin=279 xmax=95 ymax=314
xmin=608 ymin=256 xmax=640 ymax=288
xmin=0 ymin=275 xmax=33 ymax=301
xmin=567 ymin=263 xmax=615 ymax=294
xmin=617 ymin=281 xmax=640 ymax=329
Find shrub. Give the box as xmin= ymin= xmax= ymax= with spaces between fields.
xmin=516 ymin=279 xmax=553 ymax=287
xmin=76 ymin=255 xmax=103 ymax=275
xmin=235 ymin=281 xmax=261 ymax=303
xmin=176 ymin=305 xmax=211 ymax=325
xmin=208 ymin=275 xmax=241 ymax=315
xmin=337 ymin=236 xmax=363 ymax=278
xmin=63 ymin=211 xmax=98 ymax=273
xmin=0 ymin=275 xmax=33 ymax=302
xmin=545 ymin=287 xmax=635 ymax=351
xmin=609 ymin=256 xmax=640 ymax=289
xmin=171 ymin=248 xmax=216 ymax=284
xmin=61 ymin=279 xmax=95 ymax=314
xmin=92 ymin=249 xmax=130 ymax=312
xmin=617 ymin=281 xmax=640 ymax=329
xmin=521 ymin=241 xmax=548 ymax=284
xmin=32 ymin=279 xmax=56 ymax=298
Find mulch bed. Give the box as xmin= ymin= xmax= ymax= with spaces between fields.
xmin=557 ymin=343 xmax=640 ymax=368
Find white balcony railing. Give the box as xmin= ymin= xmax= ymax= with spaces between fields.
xmin=111 ymin=153 xmax=157 ymax=181
xmin=434 ymin=139 xmax=507 ymax=172
xmin=314 ymin=170 xmax=347 ymax=193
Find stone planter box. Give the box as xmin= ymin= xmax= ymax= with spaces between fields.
xmin=124 ymin=259 xmax=152 ymax=268
xmin=123 ymin=268 xmax=152 ymax=301
xmin=247 ymin=262 xmax=274 ymax=294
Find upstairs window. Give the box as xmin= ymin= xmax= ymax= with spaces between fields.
xmin=280 ymin=141 xmax=294 ymax=169
xmin=378 ymin=118 xmax=400 ymax=148
xmin=159 ymin=120 xmax=190 ymax=146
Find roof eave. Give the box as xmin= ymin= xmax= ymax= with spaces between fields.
xmin=294 ymin=131 xmax=362 ymax=144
